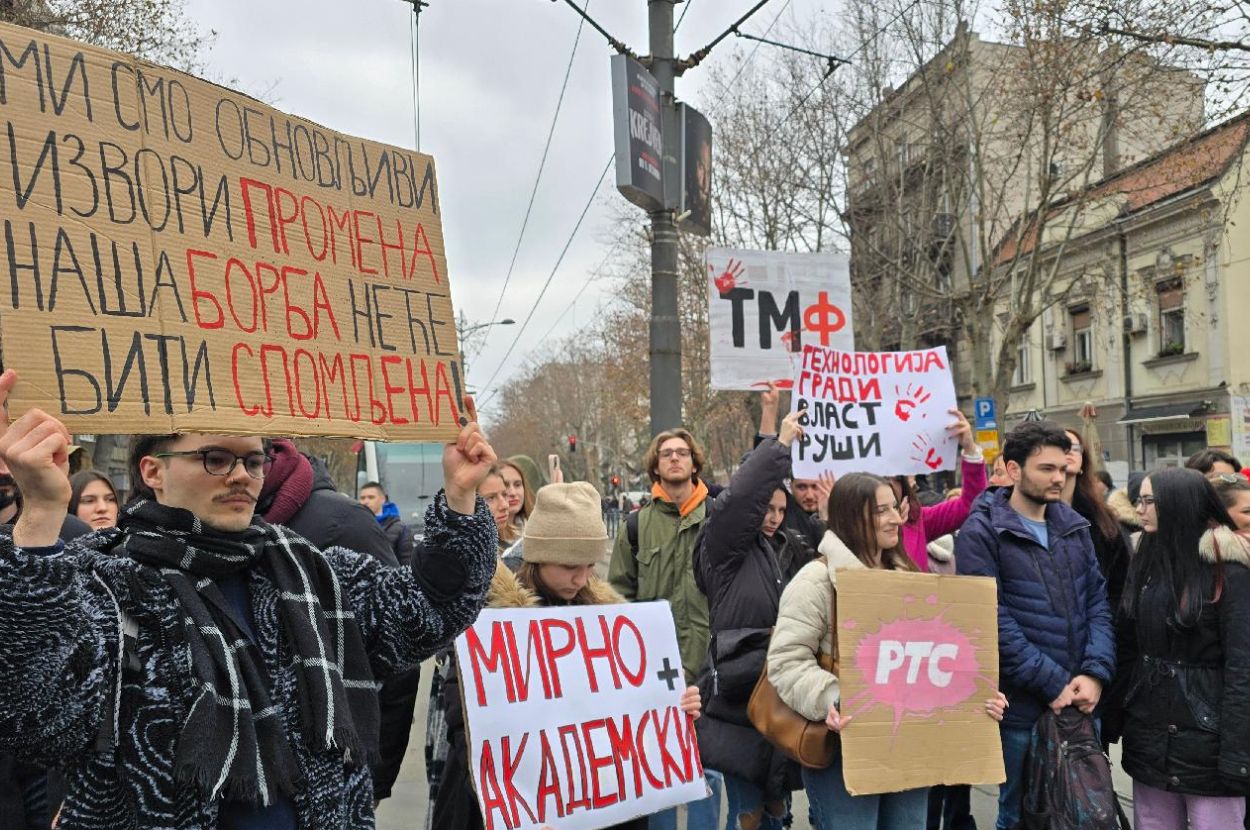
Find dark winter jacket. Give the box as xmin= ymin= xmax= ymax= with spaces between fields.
xmin=1116 ymin=526 xmax=1250 ymax=796
xmin=693 ymin=438 xmax=814 ymax=799
xmin=955 ymin=487 xmax=1116 ymax=730
xmin=752 ymin=431 xmax=825 ymax=550
xmin=378 ymin=508 xmax=416 ymax=568
xmin=433 ymin=565 xmax=647 ymax=830
xmin=266 ymin=455 xmax=400 ymax=568
xmin=0 ymin=493 xmax=496 ymax=830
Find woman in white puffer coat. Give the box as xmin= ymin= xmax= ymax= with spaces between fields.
xmin=766 ymin=472 xmax=1006 ymax=830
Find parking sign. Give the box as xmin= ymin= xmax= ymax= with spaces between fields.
xmin=974 ymin=398 xmax=997 ymax=429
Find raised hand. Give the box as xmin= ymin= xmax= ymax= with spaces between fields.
xmin=442 ymin=397 xmax=498 ymax=515
xmin=778 ymin=410 xmax=805 ymax=448
xmin=816 ymin=471 xmax=835 ymax=521
xmin=945 ymin=408 xmax=977 ymax=454
xmin=0 ymin=370 xmax=73 ymax=546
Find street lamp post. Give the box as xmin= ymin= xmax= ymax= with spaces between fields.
xmin=457 ymin=314 xmax=515 ymax=383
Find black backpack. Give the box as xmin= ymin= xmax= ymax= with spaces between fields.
xmin=1017 ymin=707 xmax=1129 ymax=830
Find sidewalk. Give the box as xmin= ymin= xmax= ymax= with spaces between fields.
xmin=375 ymin=661 xmax=1135 ymax=829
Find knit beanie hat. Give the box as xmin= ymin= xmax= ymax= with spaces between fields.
xmin=522 ymin=482 xmax=609 ymax=566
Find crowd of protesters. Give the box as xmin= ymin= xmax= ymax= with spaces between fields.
xmin=1 ymin=370 xmax=1249 ymax=830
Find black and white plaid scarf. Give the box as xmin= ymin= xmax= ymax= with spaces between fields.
xmin=115 ymin=500 xmax=379 ymax=805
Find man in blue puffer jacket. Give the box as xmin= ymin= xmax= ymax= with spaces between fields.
xmin=956 ymin=420 xmax=1115 ymax=830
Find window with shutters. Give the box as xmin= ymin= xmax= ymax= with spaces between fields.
xmin=1068 ymin=305 xmax=1093 ymax=372
xmin=1157 ymin=279 xmax=1185 ymax=356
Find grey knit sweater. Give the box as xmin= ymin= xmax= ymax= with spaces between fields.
xmin=0 ymin=492 xmax=496 ymax=830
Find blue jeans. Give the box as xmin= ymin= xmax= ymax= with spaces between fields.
xmin=996 ymin=726 xmax=1032 ymax=830
xmin=723 ymin=773 xmax=785 ymax=830
xmin=649 ymin=769 xmax=723 ymax=830
xmin=803 ymin=752 xmax=928 ymax=830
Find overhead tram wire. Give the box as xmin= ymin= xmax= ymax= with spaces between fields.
xmin=475 ymin=0 xmax=593 ymax=365
xmin=674 ymin=0 xmax=695 ymax=32
xmin=478 ymin=0 xmax=791 ymax=400
xmin=476 ymin=155 xmax=614 ymax=409
xmin=757 ymin=0 xmax=924 ymax=148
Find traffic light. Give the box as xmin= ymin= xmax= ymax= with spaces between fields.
xmin=568 ymin=434 xmax=577 ymax=453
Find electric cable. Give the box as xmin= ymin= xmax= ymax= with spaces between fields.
xmin=476 ymin=154 xmax=614 ymax=406
xmin=473 ymin=0 xmax=592 ymax=365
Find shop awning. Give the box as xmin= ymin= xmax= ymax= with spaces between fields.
xmin=1117 ymin=403 xmax=1203 ymax=425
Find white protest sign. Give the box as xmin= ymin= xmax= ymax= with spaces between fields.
xmin=790 ymin=345 xmax=959 ymax=478
xmin=454 ymin=602 xmax=706 ymax=830
xmin=706 ymin=248 xmax=853 ymax=390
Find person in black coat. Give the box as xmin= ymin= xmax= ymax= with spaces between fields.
xmin=694 ymin=412 xmax=815 ymax=830
xmin=755 ymin=383 xmax=826 ymax=550
xmin=1061 ymin=428 xmax=1131 ymax=620
xmin=358 ymin=481 xmax=417 ymax=567
xmin=1111 ymin=467 xmax=1250 ymax=828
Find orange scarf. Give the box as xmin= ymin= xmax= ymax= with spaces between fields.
xmin=652 ymin=479 xmax=709 ymax=517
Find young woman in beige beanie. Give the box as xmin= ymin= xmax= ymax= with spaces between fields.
xmin=432 ymin=482 xmax=702 ymax=829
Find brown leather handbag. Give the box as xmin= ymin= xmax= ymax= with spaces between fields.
xmin=747 ymin=562 xmax=839 ymax=769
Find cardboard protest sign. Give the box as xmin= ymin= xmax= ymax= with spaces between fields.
xmin=835 ymin=569 xmax=1004 ymax=795
xmin=454 ymin=602 xmax=706 ymax=830
xmin=0 ymin=22 xmax=464 ymax=439
xmin=790 ymin=345 xmax=959 ymax=478
xmin=706 ymin=248 xmax=852 ymax=390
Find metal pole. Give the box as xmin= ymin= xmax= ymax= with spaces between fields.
xmin=648 ymin=0 xmax=682 ymax=435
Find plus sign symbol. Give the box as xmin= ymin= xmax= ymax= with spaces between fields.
xmin=656 ymin=657 xmax=681 ymax=691
xmin=803 ymin=291 xmax=847 ymax=346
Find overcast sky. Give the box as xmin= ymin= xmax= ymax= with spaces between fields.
xmin=183 ymin=0 xmax=831 ymax=408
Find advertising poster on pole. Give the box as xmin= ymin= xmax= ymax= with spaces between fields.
xmin=706 ymin=248 xmax=853 ymax=390
xmin=0 ymin=21 xmax=464 ymax=440
xmin=610 ymin=54 xmax=665 ymax=212
xmin=789 ymin=345 xmax=959 ymax=479
xmin=454 ymin=602 xmax=706 ymax=830
xmin=835 ymin=569 xmax=1004 ymax=795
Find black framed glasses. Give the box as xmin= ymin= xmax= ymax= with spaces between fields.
xmin=1135 ymin=496 xmax=1156 ymax=508
xmin=153 ymin=448 xmax=274 ymax=479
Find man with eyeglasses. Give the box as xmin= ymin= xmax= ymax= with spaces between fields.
xmin=0 ymin=370 xmax=498 ymax=830
xmin=608 ymin=426 xmax=722 ymax=830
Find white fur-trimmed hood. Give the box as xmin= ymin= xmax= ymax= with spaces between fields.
xmin=1199 ymin=525 xmax=1250 ymax=567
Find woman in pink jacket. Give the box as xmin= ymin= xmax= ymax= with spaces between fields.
xmin=890 ymin=409 xmax=986 ymax=573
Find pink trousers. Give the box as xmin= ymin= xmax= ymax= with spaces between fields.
xmin=1132 ymin=780 xmax=1246 ymax=830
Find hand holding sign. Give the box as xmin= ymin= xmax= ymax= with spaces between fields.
xmin=825 ymin=705 xmax=853 ymax=733
xmin=944 ymin=409 xmax=977 ymax=455
xmin=0 ymin=370 xmax=73 ymax=547
xmin=443 ymin=397 xmax=498 ymax=515
xmin=778 ymin=411 xmax=805 ymax=448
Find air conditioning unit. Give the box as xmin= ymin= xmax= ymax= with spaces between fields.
xmin=1046 ymin=332 xmax=1067 ymax=351
xmin=1122 ymin=313 xmax=1148 ymax=335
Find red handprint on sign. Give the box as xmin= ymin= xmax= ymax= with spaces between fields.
xmin=780 ymin=330 xmax=800 ymax=353
xmin=910 ymin=434 xmax=944 ymax=471
xmin=711 ymin=258 xmax=746 ymax=295
xmin=893 ymin=384 xmax=933 ymax=422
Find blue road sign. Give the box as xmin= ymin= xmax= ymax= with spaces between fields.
xmin=974 ymin=397 xmax=997 ymax=429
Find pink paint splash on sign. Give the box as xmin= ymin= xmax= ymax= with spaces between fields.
xmin=849 ymin=604 xmax=979 ymax=730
